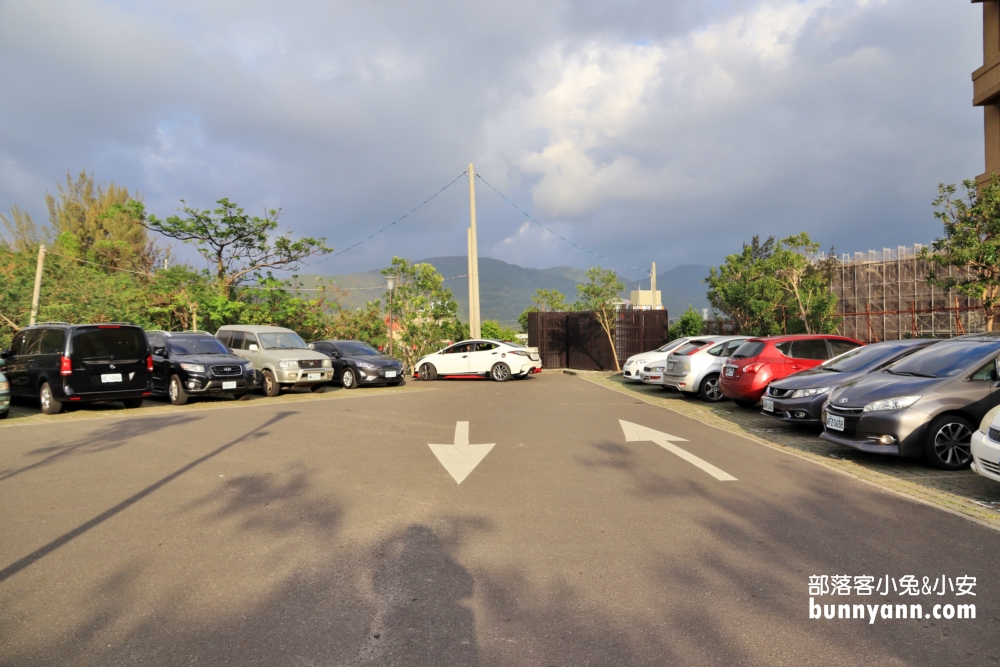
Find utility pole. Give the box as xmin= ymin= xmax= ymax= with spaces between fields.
xmin=29 ymin=244 xmax=46 ymax=326
xmin=651 ymin=261 xmax=657 ymax=309
xmin=468 ymin=163 xmax=482 ymax=338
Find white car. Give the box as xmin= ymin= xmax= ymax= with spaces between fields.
xmin=622 ymin=337 xmax=692 ymax=382
xmin=416 ymin=339 xmax=541 ymax=382
xmin=971 ymin=404 xmax=1000 ymax=483
xmin=657 ymin=336 xmax=749 ymax=401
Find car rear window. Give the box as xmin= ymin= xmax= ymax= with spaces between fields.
xmin=887 ymin=341 xmax=1000 ymax=379
xmin=72 ymin=327 xmax=147 ymax=360
xmin=731 ymin=341 xmax=765 ymax=359
xmin=673 ymin=340 xmax=711 ymax=355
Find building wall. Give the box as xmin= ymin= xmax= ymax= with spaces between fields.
xmin=974 ymin=1 xmax=1000 ymax=183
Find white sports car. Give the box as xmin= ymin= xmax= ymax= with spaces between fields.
xmin=415 ymin=339 xmax=541 ymax=382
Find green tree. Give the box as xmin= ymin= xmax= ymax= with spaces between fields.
xmin=126 ymin=198 xmax=332 ymax=297
xmin=0 ymin=205 xmax=45 ymax=253
xmin=481 ymin=319 xmax=520 ymax=341
xmin=669 ymin=305 xmax=704 ymax=339
xmin=381 ymin=257 xmax=465 ymax=374
xmin=518 ymin=287 xmax=570 ymax=332
xmin=576 ymin=266 xmax=625 ymax=371
xmin=771 ymin=233 xmax=839 ymax=334
xmin=706 ymin=236 xmax=784 ymax=336
xmin=921 ymin=176 xmax=1000 ymax=331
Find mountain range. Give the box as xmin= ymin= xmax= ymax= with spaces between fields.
xmin=296 ymin=257 xmax=712 ymax=324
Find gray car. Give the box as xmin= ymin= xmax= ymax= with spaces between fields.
xmin=820 ymin=335 xmax=1000 ymax=470
xmin=216 ymin=325 xmax=334 ymax=397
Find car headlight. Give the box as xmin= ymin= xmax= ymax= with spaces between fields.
xmin=321 ymin=359 xmax=332 ymax=368
xmin=790 ymin=387 xmax=830 ymax=399
xmin=0 ymin=380 xmax=8 ymax=392
xmin=357 ymin=361 xmax=378 ymax=369
xmin=180 ymin=363 xmax=206 ymax=373
xmin=651 ymin=366 xmax=665 ymax=372
xmin=863 ymin=395 xmax=921 ymax=412
xmin=244 ymin=361 xmax=254 ymax=371
xmin=979 ymin=404 xmax=1000 ymax=433
xmin=279 ymin=360 xmax=300 ymax=369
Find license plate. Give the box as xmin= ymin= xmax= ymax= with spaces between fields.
xmin=762 ymin=398 xmax=774 ymax=412
xmin=667 ymin=362 xmax=675 ymax=370
xmin=101 ymin=373 xmax=122 ymax=383
xmin=826 ymin=414 xmax=845 ymax=431
xmin=385 ymin=370 xmax=397 ymax=378
xmin=725 ymin=367 xmax=735 ymax=377
xmin=222 ymin=381 xmax=237 ymax=390
xmin=307 ymin=373 xmax=321 ymax=380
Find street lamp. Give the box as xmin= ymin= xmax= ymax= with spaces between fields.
xmin=386 ymin=275 xmax=396 ymax=357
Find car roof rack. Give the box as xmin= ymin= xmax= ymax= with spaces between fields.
xmin=33 ymin=321 xmax=72 ymax=325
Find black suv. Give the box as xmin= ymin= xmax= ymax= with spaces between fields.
xmin=1 ymin=322 xmax=152 ymax=414
xmin=311 ymin=339 xmax=405 ymax=389
xmin=147 ymin=331 xmax=257 ymax=405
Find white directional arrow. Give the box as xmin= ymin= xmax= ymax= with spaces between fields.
xmin=428 ymin=422 xmax=496 ymax=484
xmin=619 ymin=420 xmax=737 ymax=481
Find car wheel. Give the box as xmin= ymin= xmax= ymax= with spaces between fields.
xmin=491 ymin=362 xmax=511 ymax=382
xmin=418 ymin=363 xmax=437 ymax=381
xmin=341 ymin=368 xmax=358 ymax=389
xmin=733 ymin=399 xmax=757 ymax=408
xmin=122 ymin=397 xmax=143 ymax=409
xmin=698 ymin=374 xmax=725 ymax=402
xmin=923 ymin=415 xmax=973 ymax=470
xmin=39 ymin=382 xmax=63 ymax=415
xmin=262 ymin=370 xmax=280 ymax=397
xmin=168 ymin=375 xmax=189 ymax=406
xmin=311 ymin=384 xmax=327 ymax=393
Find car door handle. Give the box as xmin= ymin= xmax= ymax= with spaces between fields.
xmin=462 ymin=355 xmax=468 ymax=358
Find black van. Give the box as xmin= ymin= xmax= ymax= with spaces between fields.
xmin=1 ymin=323 xmax=152 ymax=414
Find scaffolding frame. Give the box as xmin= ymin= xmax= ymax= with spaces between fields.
xmin=832 ymin=245 xmax=982 ymax=342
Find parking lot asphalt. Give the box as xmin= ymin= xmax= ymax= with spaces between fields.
xmin=1 ymin=372 xmax=999 ymax=666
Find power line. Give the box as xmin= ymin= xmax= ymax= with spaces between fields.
xmin=304 ymin=171 xmax=468 ymax=270
xmin=45 ymin=251 xmax=154 ymax=277
xmin=474 ymin=173 xmax=647 ymax=274
xmin=253 ymin=273 xmax=470 ymax=292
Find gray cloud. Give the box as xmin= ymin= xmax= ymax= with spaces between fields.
xmin=0 ymin=0 xmax=983 ymax=278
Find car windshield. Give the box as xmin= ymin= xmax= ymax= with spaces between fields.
xmin=656 ymin=339 xmax=686 ymax=353
xmin=731 ymin=341 xmax=765 ymax=359
xmin=259 ymin=332 xmax=309 ymax=349
xmin=822 ymin=343 xmax=915 ymax=373
xmin=167 ymin=337 xmax=230 ymax=355
xmin=337 ymin=342 xmax=380 ymax=356
xmin=885 ymin=341 xmax=1000 ymax=379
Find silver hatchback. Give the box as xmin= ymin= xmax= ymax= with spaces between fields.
xmin=660 ymin=336 xmax=748 ymax=401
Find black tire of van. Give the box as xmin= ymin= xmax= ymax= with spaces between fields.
xmin=39 ymin=382 xmax=63 ymax=415
xmin=123 ymin=398 xmax=143 ymax=409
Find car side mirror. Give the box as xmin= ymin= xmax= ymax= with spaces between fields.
xmin=0 ymin=349 xmax=8 ymax=360
xmin=992 ymin=368 xmax=999 ymax=383
xmin=154 ymin=347 xmax=167 ymax=357
xmin=248 ymin=344 xmax=259 ymax=351
xmin=308 ymin=343 xmax=315 ymax=350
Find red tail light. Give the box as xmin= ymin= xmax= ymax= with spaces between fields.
xmin=147 ymin=355 xmax=154 ymax=372
xmin=744 ymin=362 xmax=765 ymax=373
xmin=60 ymin=355 xmax=72 ymax=376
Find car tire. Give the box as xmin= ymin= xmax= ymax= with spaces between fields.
xmin=262 ymin=370 xmax=280 ymax=397
xmin=923 ymin=415 xmax=973 ymax=470
xmin=418 ymin=363 xmax=437 ymax=381
xmin=39 ymin=382 xmax=63 ymax=415
xmin=698 ymin=374 xmax=725 ymax=402
xmin=168 ymin=375 xmax=189 ymax=406
xmin=491 ymin=362 xmax=511 ymax=382
xmin=122 ymin=397 xmax=143 ymax=409
xmin=0 ymin=409 xmax=8 ymax=420
xmin=341 ymin=368 xmax=358 ymax=389
xmin=234 ymin=392 xmax=252 ymax=401
xmin=733 ymin=399 xmax=757 ymax=409
xmin=311 ymin=384 xmax=327 ymax=393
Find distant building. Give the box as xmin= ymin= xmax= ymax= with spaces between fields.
xmin=974 ymin=1 xmax=1000 ymax=184
xmin=628 ymin=289 xmax=662 ymax=310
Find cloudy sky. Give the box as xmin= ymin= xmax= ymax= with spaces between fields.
xmin=0 ymin=0 xmax=984 ymax=280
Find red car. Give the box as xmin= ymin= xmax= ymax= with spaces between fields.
xmin=719 ymin=335 xmax=864 ymax=407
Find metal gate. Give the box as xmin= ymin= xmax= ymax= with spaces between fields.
xmin=528 ymin=309 xmax=669 ymax=371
